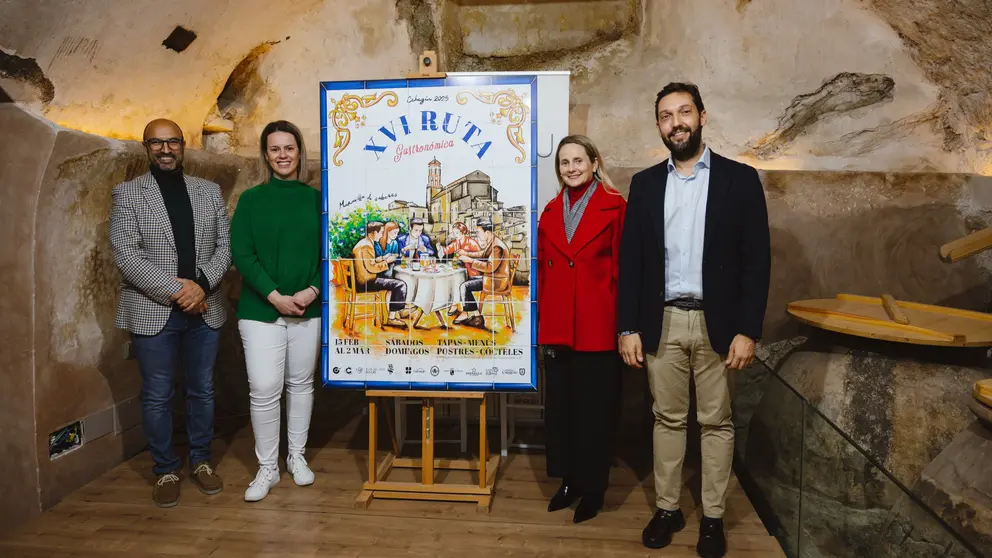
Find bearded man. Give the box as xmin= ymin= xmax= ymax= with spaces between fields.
xmin=616 ymin=83 xmax=771 ymax=558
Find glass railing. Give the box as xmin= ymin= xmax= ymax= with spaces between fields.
xmin=735 ymin=358 xmax=985 ymax=558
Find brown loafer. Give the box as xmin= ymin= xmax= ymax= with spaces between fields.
xmin=191 ymin=462 xmax=223 ymax=495
xmin=153 ymin=472 xmax=181 ymax=508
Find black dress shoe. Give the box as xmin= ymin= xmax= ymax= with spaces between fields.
xmin=696 ymin=516 xmax=726 ymax=558
xmin=642 ymin=508 xmax=686 ymax=549
xmin=547 ymin=484 xmax=581 ymax=512
xmin=572 ymin=494 xmax=604 ymax=523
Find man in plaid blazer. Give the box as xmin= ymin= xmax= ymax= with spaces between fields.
xmin=110 ymin=118 xmax=231 ymax=508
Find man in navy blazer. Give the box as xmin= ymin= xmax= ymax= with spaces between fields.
xmin=616 ymin=83 xmax=771 ymax=558
xmin=395 ymin=218 xmax=435 ymax=259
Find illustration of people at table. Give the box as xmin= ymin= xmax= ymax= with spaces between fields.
xmin=439 ymin=222 xmax=482 ymax=276
xmin=375 ymin=221 xmax=402 ymax=278
xmin=453 ymin=220 xmax=511 ymax=330
xmin=351 ymin=221 xmax=412 ymax=328
xmin=438 ymin=221 xmax=482 ymax=316
xmin=395 ymin=218 xmax=435 ymax=260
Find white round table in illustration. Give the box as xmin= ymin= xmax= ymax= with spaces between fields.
xmin=393 ymin=263 xmax=468 ymax=328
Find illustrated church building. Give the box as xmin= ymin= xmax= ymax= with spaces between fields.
xmin=423 ymin=157 xmax=530 ymax=281
xmin=382 ymin=158 xmax=530 ymax=281
xmin=425 ymin=157 xmax=504 ymax=228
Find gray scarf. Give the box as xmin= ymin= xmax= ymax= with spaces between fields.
xmin=562 ymin=180 xmax=598 ymax=242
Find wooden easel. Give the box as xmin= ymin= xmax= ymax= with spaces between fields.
xmin=354 ymin=52 xmax=500 ymax=513
xmin=356 ymin=390 xmax=500 ymax=513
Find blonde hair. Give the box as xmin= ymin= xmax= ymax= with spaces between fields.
xmin=258 ymin=120 xmax=309 ymax=183
xmin=553 ymin=134 xmax=620 ymax=194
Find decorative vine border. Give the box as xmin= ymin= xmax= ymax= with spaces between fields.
xmin=326 ymin=91 xmax=398 ymax=167
xmin=456 ymin=88 xmax=530 ymax=164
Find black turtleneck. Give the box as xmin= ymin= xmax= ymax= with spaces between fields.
xmin=150 ymin=165 xmax=211 ymax=294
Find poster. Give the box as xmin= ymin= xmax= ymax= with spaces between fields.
xmin=319 ymin=73 xmax=551 ymax=391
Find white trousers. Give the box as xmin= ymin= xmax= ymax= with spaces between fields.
xmin=238 ymin=317 xmax=321 ymax=468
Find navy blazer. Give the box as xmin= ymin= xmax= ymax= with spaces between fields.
xmin=616 ymin=151 xmax=771 ymax=355
xmin=395 ymin=231 xmax=435 ymax=258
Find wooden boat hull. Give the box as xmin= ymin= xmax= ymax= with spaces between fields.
xmin=786 ymin=293 xmax=992 ymax=347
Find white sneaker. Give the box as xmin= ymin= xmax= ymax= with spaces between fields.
xmin=244 ymin=466 xmax=280 ymax=502
xmin=287 ymin=453 xmax=315 ymax=486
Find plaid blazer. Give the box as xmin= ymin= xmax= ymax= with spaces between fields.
xmin=110 ymin=172 xmax=232 ymax=336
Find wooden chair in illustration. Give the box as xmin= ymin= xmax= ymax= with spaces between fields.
xmin=478 ymin=253 xmax=520 ymax=332
xmin=338 ymin=259 xmax=387 ymax=333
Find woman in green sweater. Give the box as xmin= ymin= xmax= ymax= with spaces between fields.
xmin=231 ymin=120 xmax=322 ymax=502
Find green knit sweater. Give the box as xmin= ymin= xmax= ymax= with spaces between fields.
xmin=230 ymin=177 xmax=322 ymax=322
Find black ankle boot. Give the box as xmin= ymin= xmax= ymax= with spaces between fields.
xmin=547 ymin=483 xmax=581 ymax=512
xmin=642 ymin=508 xmax=686 ymax=549
xmin=572 ymin=493 xmax=604 ymax=523
xmin=696 ymin=516 xmax=726 ymax=558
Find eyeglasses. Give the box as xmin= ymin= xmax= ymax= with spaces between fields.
xmin=145 ymin=138 xmax=184 ymax=150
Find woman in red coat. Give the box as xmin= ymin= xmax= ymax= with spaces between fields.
xmin=537 ymin=134 xmax=626 ymax=523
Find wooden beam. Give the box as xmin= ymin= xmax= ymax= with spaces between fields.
xmin=367 ymin=390 xmax=484 ymax=399
xmin=393 ymin=457 xmax=480 ymax=470
xmin=479 ymin=395 xmax=488 ymax=489
xmin=939 ymin=226 xmax=992 ymax=263
xmin=422 ymin=398 xmax=435 ymax=485
xmin=363 ymin=481 xmax=491 ymax=495
xmin=368 ymin=398 xmax=377 ymax=485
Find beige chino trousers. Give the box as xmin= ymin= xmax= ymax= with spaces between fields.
xmin=645 ymin=306 xmax=734 ymax=518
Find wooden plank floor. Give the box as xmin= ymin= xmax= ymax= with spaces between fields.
xmin=0 ymin=415 xmax=784 ymax=557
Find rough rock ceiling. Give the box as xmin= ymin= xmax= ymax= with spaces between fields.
xmin=0 ymin=0 xmax=989 ymax=174
xmin=864 ymin=0 xmax=992 ymax=172
xmin=0 ymin=0 xmax=329 ymax=144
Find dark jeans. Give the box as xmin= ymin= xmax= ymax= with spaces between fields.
xmin=131 ymin=308 xmax=221 ymax=475
xmin=365 ymin=278 xmax=408 ymax=312
xmin=543 ymin=346 xmax=622 ymax=496
xmin=461 ymin=278 xmax=484 ymax=312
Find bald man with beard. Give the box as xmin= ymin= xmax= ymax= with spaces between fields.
xmin=109 ymin=119 xmax=231 ymax=508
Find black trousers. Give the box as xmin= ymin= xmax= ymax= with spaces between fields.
xmin=461 ymin=278 xmax=484 ymax=312
xmin=364 ymin=278 xmax=407 ymax=312
xmin=543 ymin=346 xmax=622 ymax=496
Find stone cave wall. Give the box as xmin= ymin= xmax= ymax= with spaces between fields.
xmin=728 ymin=169 xmax=992 ymax=555
xmin=0 ymin=104 xmax=269 ymax=533
xmin=0 ymin=103 xmax=49 ymax=535
xmin=740 ymin=335 xmax=989 ymax=557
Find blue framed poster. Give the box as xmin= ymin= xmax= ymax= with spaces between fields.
xmin=319 ymin=73 xmax=542 ymax=391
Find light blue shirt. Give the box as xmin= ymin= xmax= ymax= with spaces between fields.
xmin=663 ymin=145 xmax=711 ymax=301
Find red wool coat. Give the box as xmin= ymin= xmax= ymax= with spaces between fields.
xmin=537 ymin=183 xmax=626 ymax=351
